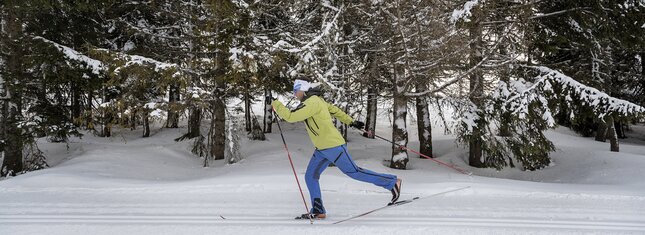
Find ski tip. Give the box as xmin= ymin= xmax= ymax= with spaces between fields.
xmin=413 ymin=197 xmax=420 ymax=199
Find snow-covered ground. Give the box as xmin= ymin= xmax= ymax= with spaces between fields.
xmin=1 ymin=117 xmax=645 ymax=234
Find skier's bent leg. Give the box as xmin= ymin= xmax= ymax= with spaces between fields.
xmin=304 ymin=151 xmax=330 ymax=214
xmin=332 ymin=145 xmax=397 ymax=190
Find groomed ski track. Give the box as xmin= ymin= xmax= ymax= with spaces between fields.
xmin=2 ymin=214 xmax=645 ymax=231
xmin=2 ymin=185 xmax=644 ymax=234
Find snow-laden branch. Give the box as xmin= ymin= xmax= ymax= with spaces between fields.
xmin=451 ymin=0 xmax=480 ymax=23
xmin=277 ymin=7 xmax=342 ymax=54
xmin=122 ymin=54 xmax=177 ymax=72
xmin=34 ymin=37 xmax=178 ymax=77
xmin=229 ymin=47 xmax=257 ymax=73
xmin=508 ymin=66 xmax=645 ymax=119
xmin=94 ymin=49 xmax=179 ymax=75
xmin=34 ymin=37 xmax=106 ymax=75
xmin=271 ymin=5 xmax=343 ymax=90
xmin=231 ymin=0 xmax=249 ymax=9
xmin=0 ymin=76 xmax=7 ymax=100
xmin=404 ymin=34 xmax=503 ymax=97
xmin=321 ymin=0 xmax=339 ymax=11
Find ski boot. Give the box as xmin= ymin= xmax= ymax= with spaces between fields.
xmin=295 ymin=213 xmax=326 ymax=220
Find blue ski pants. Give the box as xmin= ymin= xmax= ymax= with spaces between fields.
xmin=305 ymin=144 xmax=397 ymax=214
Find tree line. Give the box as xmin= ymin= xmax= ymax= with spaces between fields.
xmin=1 ymin=0 xmax=643 ymax=177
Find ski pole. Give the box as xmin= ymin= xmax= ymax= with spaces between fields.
xmin=272 ymin=109 xmax=313 ymax=224
xmin=354 ymin=127 xmax=473 ymax=176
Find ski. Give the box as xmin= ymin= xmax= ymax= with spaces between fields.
xmin=331 ymin=186 xmax=471 ymax=225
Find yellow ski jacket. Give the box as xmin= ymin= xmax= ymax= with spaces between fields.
xmin=272 ymin=95 xmax=354 ymax=150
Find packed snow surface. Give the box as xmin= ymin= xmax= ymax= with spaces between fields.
xmin=1 ymin=119 xmax=645 ymax=234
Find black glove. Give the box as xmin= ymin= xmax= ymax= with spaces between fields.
xmin=350 ymin=120 xmax=365 ymax=129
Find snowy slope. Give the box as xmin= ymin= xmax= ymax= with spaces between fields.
xmin=1 ymin=119 xmax=645 ymax=234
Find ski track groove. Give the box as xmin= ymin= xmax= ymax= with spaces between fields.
xmin=0 ymin=214 xmax=644 ymax=231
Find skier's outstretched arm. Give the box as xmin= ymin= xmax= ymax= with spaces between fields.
xmin=327 ymin=103 xmax=354 ymax=125
xmin=272 ymin=100 xmax=317 ymax=123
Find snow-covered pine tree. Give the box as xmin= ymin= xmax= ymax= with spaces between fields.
xmin=202 ymin=0 xmax=244 ymax=161
xmin=340 ymin=0 xmax=469 ymax=169
xmin=107 ymin=1 xmax=189 ymax=131
xmin=241 ymin=1 xmax=295 ymax=134
xmin=465 ymin=1 xmax=486 ymax=168
xmin=0 ymin=0 xmax=25 ymax=176
xmin=225 ymin=0 xmax=269 ymax=141
xmin=263 ymin=1 xmax=368 ymax=142
xmin=105 ymin=0 xmax=251 ymax=162
xmin=381 ymin=0 xmax=468 ymax=168
xmin=448 ymin=0 xmax=576 ymax=170
xmin=531 ymin=0 xmax=645 ymax=152
xmin=358 ymin=0 xmax=413 ymax=169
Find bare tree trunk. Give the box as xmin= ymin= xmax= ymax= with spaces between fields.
xmin=166 ymin=84 xmax=180 ymax=128
xmin=415 ymin=86 xmax=432 ymax=158
xmin=142 ymin=110 xmax=150 ymax=137
xmin=210 ymin=15 xmax=226 ymax=161
xmin=341 ymin=106 xmax=348 ymax=140
xmin=101 ymin=87 xmax=112 ymax=138
xmin=468 ymin=6 xmax=484 ymax=168
xmin=364 ymin=87 xmax=377 ymax=138
xmin=364 ymin=53 xmax=379 ymax=139
xmin=340 ymin=74 xmax=349 ymax=141
xmin=188 ymin=107 xmax=202 ymax=138
xmin=249 ymin=115 xmax=266 ymax=140
xmin=225 ymin=114 xmax=242 ymax=164
xmin=468 ymin=118 xmax=484 ymax=168
xmin=86 ymin=89 xmax=94 ymax=130
xmin=491 ymin=0 xmax=512 ymax=137
xmin=0 ymin=85 xmax=6 ymax=155
xmin=614 ymin=120 xmax=625 ymax=139
xmin=130 ymin=108 xmax=137 ymax=130
xmin=211 ymin=98 xmax=226 ymax=160
xmin=391 ymin=64 xmax=408 ymax=169
xmin=1 ymin=6 xmax=24 ymax=176
xmin=0 ymin=80 xmax=24 ymax=176
xmin=71 ymin=82 xmax=82 ymax=127
xmin=595 ymin=119 xmax=608 ymax=142
xmin=606 ymin=116 xmax=619 ymax=152
xmin=2 ymin=94 xmax=23 ymax=176
xmin=498 ymin=53 xmax=512 ymax=137
xmin=263 ymin=88 xmax=273 ymax=133
xmin=498 ymin=112 xmax=512 ymax=136
xmin=244 ymin=83 xmax=251 ymax=132
xmin=642 ymin=52 xmax=645 ymax=87
xmin=0 ymin=81 xmax=6 ymax=144
xmin=205 ymin=115 xmax=215 ymax=167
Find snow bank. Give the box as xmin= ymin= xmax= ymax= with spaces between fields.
xmin=1 ymin=102 xmax=645 ymax=234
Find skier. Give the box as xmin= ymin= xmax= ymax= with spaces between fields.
xmin=270 ymin=79 xmax=402 ymax=220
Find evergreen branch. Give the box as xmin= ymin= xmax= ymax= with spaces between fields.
xmin=481 ymin=7 xmax=592 ymax=25
xmin=33 ymin=36 xmax=106 ymax=75
xmin=509 ymin=65 xmax=645 ymax=118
